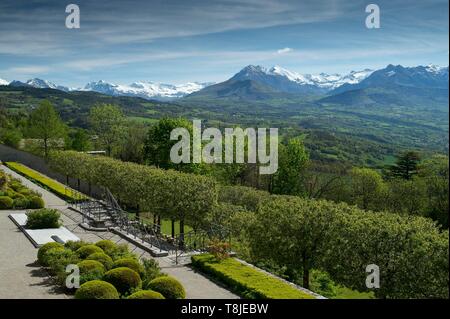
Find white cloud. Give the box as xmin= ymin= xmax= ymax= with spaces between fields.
xmin=277 ymin=47 xmax=293 ymax=54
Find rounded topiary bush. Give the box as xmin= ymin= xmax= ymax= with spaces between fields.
xmin=27 ymin=196 xmax=45 ymax=209
xmin=76 ymin=244 xmax=104 ymax=259
xmin=127 ymin=290 xmax=165 ymax=299
xmin=0 ymin=196 xmax=13 ymax=209
xmin=77 ymin=260 xmax=106 ymax=284
xmin=147 ymin=276 xmax=185 ymax=299
xmin=64 ymin=240 xmax=89 ymax=251
xmin=113 ymin=258 xmax=144 ymax=276
xmin=95 ymin=240 xmax=117 ymax=253
xmin=75 ymin=280 xmax=119 ymax=299
xmin=37 ymin=242 xmax=64 ymax=266
xmin=103 ymin=267 xmax=142 ymax=296
xmin=87 ymin=252 xmax=113 ymax=270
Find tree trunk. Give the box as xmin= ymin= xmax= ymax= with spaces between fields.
xmin=157 ymin=215 xmax=161 ymax=234
xmin=179 ymin=219 xmax=185 ymax=248
xmin=44 ymin=138 xmax=48 ymax=159
xmin=171 ymin=219 xmax=175 ymax=238
xmin=303 ymin=268 xmax=310 ymax=290
xmin=302 ymin=252 xmax=310 ymax=289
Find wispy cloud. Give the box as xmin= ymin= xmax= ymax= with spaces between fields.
xmin=277 ymin=47 xmax=293 ymax=54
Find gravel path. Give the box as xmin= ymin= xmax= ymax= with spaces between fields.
xmin=0 ymin=165 xmax=238 ymax=299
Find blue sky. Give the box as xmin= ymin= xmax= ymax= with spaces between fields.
xmin=0 ymin=0 xmax=448 ymax=87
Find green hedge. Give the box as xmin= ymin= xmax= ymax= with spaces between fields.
xmin=191 ymin=254 xmax=315 ymax=299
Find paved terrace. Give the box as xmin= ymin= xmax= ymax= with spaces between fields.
xmin=0 ymin=165 xmax=238 ymax=299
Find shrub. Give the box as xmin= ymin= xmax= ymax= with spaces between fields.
xmin=206 ymin=238 xmax=231 ymax=261
xmin=18 ymin=188 xmax=32 ymax=196
xmin=75 ymin=280 xmax=119 ymax=299
xmin=113 ymin=258 xmax=144 ymax=276
xmin=25 ymin=208 xmax=61 ymax=229
xmin=95 ymin=240 xmax=117 ymax=253
xmin=103 ymin=267 xmax=142 ymax=296
xmin=0 ymin=196 xmax=13 ymax=209
xmin=77 ymin=260 xmax=106 ymax=284
xmin=4 ymin=162 xmax=86 ymax=201
xmin=107 ymin=243 xmax=135 ymax=260
xmin=87 ymin=252 xmax=113 ymax=270
xmin=127 ymin=290 xmax=165 ymax=299
xmin=141 ymin=258 xmax=164 ymax=285
xmin=147 ymin=276 xmax=185 ymax=299
xmin=64 ymin=240 xmax=89 ymax=251
xmin=45 ymin=248 xmax=79 ymax=277
xmin=76 ymin=244 xmax=104 ymax=259
xmin=27 ymin=196 xmax=45 ymax=209
xmin=37 ymin=242 xmax=64 ymax=266
xmin=10 ymin=192 xmax=25 ymax=199
xmin=13 ymin=197 xmax=29 ymax=209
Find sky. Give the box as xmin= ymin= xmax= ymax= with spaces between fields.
xmin=0 ymin=0 xmax=448 ymax=87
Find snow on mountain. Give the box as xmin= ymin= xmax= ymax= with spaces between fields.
xmin=267 ymin=66 xmax=374 ymax=90
xmin=23 ymin=78 xmax=71 ymax=92
xmin=83 ymin=80 xmax=213 ymax=100
xmin=0 ymin=78 xmax=9 ymax=86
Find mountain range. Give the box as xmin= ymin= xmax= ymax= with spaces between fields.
xmin=1 ymin=64 xmax=448 ymax=105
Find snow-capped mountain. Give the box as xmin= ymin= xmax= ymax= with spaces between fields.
xmin=0 ymin=78 xmax=9 ymax=86
xmin=331 ymin=64 xmax=449 ymax=94
xmin=26 ymin=78 xmax=72 ymax=92
xmin=229 ymin=65 xmax=374 ymax=95
xmin=83 ymin=80 xmax=213 ymax=100
xmin=268 ymin=66 xmax=374 ymax=90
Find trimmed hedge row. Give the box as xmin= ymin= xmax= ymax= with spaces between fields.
xmin=191 ymin=254 xmax=315 ymax=299
xmin=4 ymin=162 xmax=85 ymax=201
xmin=48 ymin=151 xmax=217 ymax=225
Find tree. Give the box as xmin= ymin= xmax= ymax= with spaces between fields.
xmin=390 ymin=151 xmax=421 ymax=180
xmin=66 ymin=128 xmax=91 ymax=151
xmin=117 ymin=121 xmax=147 ymax=164
xmin=0 ymin=127 xmax=22 ymax=148
xmin=419 ymin=155 xmax=449 ymax=228
xmin=89 ymin=104 xmax=125 ymax=156
xmin=144 ymin=117 xmax=202 ymax=173
xmin=28 ymin=100 xmax=66 ymax=158
xmin=245 ymin=195 xmax=339 ymax=289
xmin=349 ymin=168 xmax=385 ymax=210
xmin=271 ymin=137 xmax=309 ymax=196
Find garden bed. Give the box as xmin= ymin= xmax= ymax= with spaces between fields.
xmin=191 ymin=254 xmax=317 ymax=299
xmin=4 ymin=162 xmax=86 ymax=201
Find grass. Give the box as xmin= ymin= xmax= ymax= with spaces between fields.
xmin=191 ymin=254 xmax=315 ymax=299
xmin=4 ymin=162 xmax=86 ymax=201
xmin=334 ymin=286 xmax=375 ymax=299
xmin=138 ymin=213 xmax=193 ymax=236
